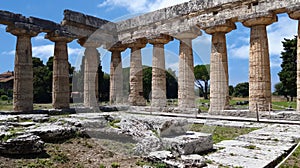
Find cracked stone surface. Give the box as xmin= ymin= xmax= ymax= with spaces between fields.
xmin=206 ymin=124 xmax=300 ymax=168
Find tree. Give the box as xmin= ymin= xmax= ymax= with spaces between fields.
xmin=233 ymin=82 xmax=249 ymax=97
xmin=166 ymin=68 xmax=178 ymax=99
xmin=122 ymin=67 xmax=178 ymax=101
xmin=274 ymin=82 xmax=289 ymax=101
xmin=100 ymin=73 xmax=110 ymax=101
xmin=277 ymin=37 xmax=297 ymax=101
xmin=194 ymin=64 xmax=210 ymax=99
xmin=32 ymin=56 xmax=75 ymax=103
xmin=143 ymin=67 xmax=152 ymax=101
xmin=33 ymin=57 xmax=52 ymax=103
xmin=229 ymin=85 xmax=234 ymax=97
xmin=0 ymin=88 xmax=5 ymax=96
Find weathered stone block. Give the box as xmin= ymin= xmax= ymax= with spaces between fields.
xmin=0 ymin=133 xmax=44 ymax=155
xmin=162 ymin=131 xmax=213 ymax=155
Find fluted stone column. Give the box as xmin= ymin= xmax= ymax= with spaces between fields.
xmin=176 ymin=30 xmax=200 ymax=108
xmin=243 ymin=14 xmax=277 ymax=112
xmin=205 ymin=22 xmax=236 ymax=113
xmin=289 ymin=11 xmax=300 ymax=112
xmin=6 ymin=25 xmax=39 ymax=112
xmin=149 ymin=35 xmax=173 ymax=107
xmin=78 ymin=39 xmax=101 ymax=108
xmin=46 ymin=32 xmax=74 ymax=109
xmin=128 ymin=39 xmax=147 ymax=106
xmin=109 ymin=45 xmax=126 ymax=104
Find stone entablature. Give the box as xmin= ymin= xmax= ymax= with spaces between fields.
xmin=116 ymin=0 xmax=300 ymax=43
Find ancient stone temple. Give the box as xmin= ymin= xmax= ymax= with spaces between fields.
xmin=1 ymin=0 xmax=300 ymax=114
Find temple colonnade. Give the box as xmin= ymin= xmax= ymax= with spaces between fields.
xmin=1 ymin=2 xmax=300 ymax=114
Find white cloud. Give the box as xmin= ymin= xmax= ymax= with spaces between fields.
xmin=32 ymin=44 xmax=54 ymax=59
xmin=229 ymin=45 xmax=249 ymax=59
xmin=0 ymin=25 xmax=5 ymax=30
xmin=33 ymin=34 xmax=45 ymax=41
xmin=227 ymin=14 xmax=297 ymax=62
xmin=98 ymin=0 xmax=190 ymax=13
xmin=193 ymin=34 xmax=211 ymax=65
xmin=1 ymin=45 xmax=82 ymax=64
xmin=68 ymin=48 xmax=82 ymax=56
xmin=267 ymin=14 xmax=298 ymax=56
xmin=1 ymin=50 xmax=15 ymax=55
xmin=270 ymin=56 xmax=282 ymax=68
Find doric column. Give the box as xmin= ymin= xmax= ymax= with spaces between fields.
xmin=46 ymin=32 xmax=74 ymax=109
xmin=6 ymin=24 xmax=40 ymax=112
xmin=109 ymin=44 xmax=126 ymax=104
xmin=78 ymin=38 xmax=101 ymax=108
xmin=176 ymin=29 xmax=201 ymax=108
xmin=289 ymin=11 xmax=300 ymax=112
xmin=149 ymin=35 xmax=173 ymax=107
xmin=243 ymin=14 xmax=277 ymax=112
xmin=128 ymin=39 xmax=147 ymax=106
xmin=205 ymin=21 xmax=236 ymax=113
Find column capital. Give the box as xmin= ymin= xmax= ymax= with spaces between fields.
xmin=6 ymin=23 xmax=41 ymax=37
xmin=288 ymin=10 xmax=300 ymax=20
xmin=242 ymin=14 xmax=277 ymax=27
xmin=205 ymin=21 xmax=236 ymax=34
xmin=46 ymin=30 xmax=75 ymax=43
xmin=148 ymin=34 xmax=173 ymax=45
xmin=174 ymin=26 xmax=201 ymax=40
xmin=127 ymin=38 xmax=147 ymax=49
xmin=77 ymin=37 xmax=102 ymax=48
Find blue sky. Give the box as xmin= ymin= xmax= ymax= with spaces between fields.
xmin=0 ymin=0 xmax=298 ymax=90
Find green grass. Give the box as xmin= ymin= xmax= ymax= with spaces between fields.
xmin=111 ymin=162 xmax=120 ymax=168
xmin=272 ymin=101 xmax=296 ymax=110
xmin=280 ymin=143 xmax=300 ymax=168
xmin=196 ymin=97 xmax=298 ymax=111
xmin=109 ymin=119 xmax=121 ymax=129
xmin=33 ymin=104 xmax=54 ymax=110
xmin=190 ymin=124 xmax=258 ymax=144
xmin=196 ymin=99 xmax=210 ymax=111
xmin=244 ymin=145 xmax=260 ymax=150
xmin=0 ymin=103 xmax=53 ymax=111
xmin=0 ymin=100 xmax=13 ymax=111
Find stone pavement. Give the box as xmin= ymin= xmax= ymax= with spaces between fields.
xmin=205 ymin=124 xmax=300 ymax=168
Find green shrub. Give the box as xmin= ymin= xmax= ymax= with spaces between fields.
xmin=0 ymin=95 xmax=8 ymax=101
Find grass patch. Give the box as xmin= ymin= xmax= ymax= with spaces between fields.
xmin=196 ymin=97 xmax=298 ymax=111
xmin=0 ymin=103 xmax=53 ymax=111
xmin=0 ymin=104 xmax=13 ymax=111
xmin=272 ymin=101 xmax=296 ymax=110
xmin=111 ymin=162 xmax=120 ymax=168
xmin=244 ymin=145 xmax=260 ymax=150
xmin=1 ymin=127 xmax=24 ymax=142
xmin=280 ymin=143 xmax=300 ymax=168
xmin=109 ymin=119 xmax=121 ymax=129
xmin=33 ymin=104 xmax=53 ymax=110
xmin=19 ymin=159 xmax=54 ymax=168
xmin=189 ymin=124 xmax=258 ymax=144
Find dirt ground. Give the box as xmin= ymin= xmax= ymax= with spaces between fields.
xmin=0 ymin=137 xmax=143 ymax=168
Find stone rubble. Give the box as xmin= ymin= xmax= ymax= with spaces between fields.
xmin=0 ymin=112 xmax=299 ymax=168
xmin=0 ymin=133 xmax=44 ymax=155
xmin=147 ymin=151 xmax=206 ymax=168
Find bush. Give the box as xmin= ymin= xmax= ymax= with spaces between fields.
xmin=0 ymin=95 xmax=8 ymax=101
